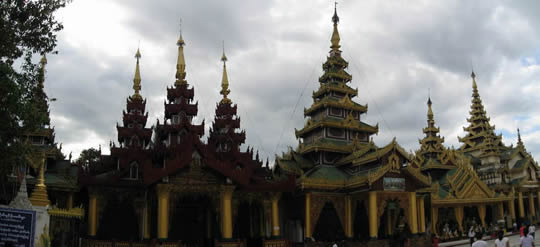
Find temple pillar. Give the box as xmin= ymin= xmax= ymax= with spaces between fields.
xmin=508 ymin=199 xmax=516 ymax=221
xmin=408 ymin=192 xmax=418 ymax=234
xmin=497 ymin=202 xmax=505 ymax=221
xmin=305 ymin=193 xmax=312 ymax=239
xmin=529 ymin=192 xmax=536 ymax=218
xmin=67 ymin=192 xmax=74 ymax=209
xmin=537 ymin=192 xmax=540 ymax=216
xmin=88 ymin=191 xmax=98 ymax=237
xmin=518 ymin=191 xmax=525 ymax=219
xmin=454 ymin=206 xmax=464 ymax=233
xmin=271 ymin=192 xmax=281 ymax=237
xmin=417 ymin=196 xmax=425 ymax=233
xmin=431 ymin=207 xmax=438 ymax=236
xmin=477 ymin=204 xmax=486 ymax=227
xmin=221 ymin=186 xmax=234 ymax=239
xmin=157 ymin=184 xmax=170 ymax=240
xmin=368 ymin=191 xmax=377 ymax=239
xmin=345 ymin=195 xmax=353 ymax=238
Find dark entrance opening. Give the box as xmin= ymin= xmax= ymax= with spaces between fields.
xmin=233 ymin=202 xmax=263 ymax=247
xmin=353 ymin=200 xmax=369 ymax=240
xmin=313 ymin=202 xmax=345 ymax=241
xmin=169 ymin=196 xmax=215 ymax=247
xmin=97 ymin=197 xmax=139 ymax=240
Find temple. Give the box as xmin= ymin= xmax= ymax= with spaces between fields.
xmin=6 ymin=4 xmax=540 ymax=247
xmin=5 ymin=54 xmax=83 ymax=247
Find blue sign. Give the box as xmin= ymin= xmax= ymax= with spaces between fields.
xmin=0 ymin=207 xmax=36 ymax=247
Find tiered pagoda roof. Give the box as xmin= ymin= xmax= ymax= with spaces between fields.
xmin=413 ymin=97 xmax=451 ymax=173
xmin=294 ymin=6 xmax=377 ymax=161
xmin=276 ymin=7 xmax=430 ymax=193
xmin=458 ymin=72 xmax=506 ymax=156
xmin=80 ymin=34 xmax=294 ymax=192
xmin=207 ymin=49 xmax=246 ymax=153
xmin=104 ymin=48 xmax=154 ymax=185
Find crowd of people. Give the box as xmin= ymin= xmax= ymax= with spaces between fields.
xmin=431 ymin=222 xmax=537 ymax=247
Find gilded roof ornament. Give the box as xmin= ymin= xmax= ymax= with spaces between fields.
xmin=220 ymin=41 xmax=232 ymax=104
xmin=132 ymin=48 xmax=142 ymax=100
xmin=330 ymin=2 xmax=341 ymax=52
xmin=517 ymin=128 xmax=525 ymax=149
xmin=175 ymin=32 xmax=187 ymax=86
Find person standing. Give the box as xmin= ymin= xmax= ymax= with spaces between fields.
xmin=471 ymin=232 xmax=487 ymax=247
xmin=520 ymin=227 xmax=535 ymax=247
xmin=529 ymin=224 xmax=536 ymax=239
xmin=494 ymin=230 xmax=510 ymax=247
xmin=469 ymin=225 xmax=476 ymax=246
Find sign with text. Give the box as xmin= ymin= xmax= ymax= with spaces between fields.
xmin=0 ymin=207 xmax=36 ymax=247
xmin=383 ymin=177 xmax=405 ymax=191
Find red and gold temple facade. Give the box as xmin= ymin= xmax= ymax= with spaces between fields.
xmin=24 ymin=5 xmax=539 ymax=247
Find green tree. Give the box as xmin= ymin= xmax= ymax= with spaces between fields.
xmin=75 ymin=148 xmax=101 ymax=169
xmin=0 ymin=0 xmax=70 ymax=203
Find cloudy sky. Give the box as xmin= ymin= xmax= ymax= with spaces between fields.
xmin=43 ymin=0 xmax=540 ymax=162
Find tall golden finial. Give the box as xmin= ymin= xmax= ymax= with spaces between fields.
xmin=220 ymin=41 xmax=231 ymax=104
xmin=132 ymin=47 xmax=142 ymax=100
xmin=427 ymin=96 xmax=433 ymax=121
xmin=330 ymin=2 xmax=341 ymax=52
xmin=175 ymin=20 xmax=187 ymax=86
xmin=471 ymin=70 xmax=477 ymax=89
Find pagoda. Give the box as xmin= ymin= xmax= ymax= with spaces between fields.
xmin=413 ymin=97 xmax=450 ymax=178
xmin=151 ymin=33 xmax=206 ymax=181
xmin=277 ymin=6 xmax=431 ymax=242
xmin=108 ymin=48 xmax=153 ymax=183
xmin=295 ymin=6 xmax=378 ymax=165
xmin=412 ymin=97 xmax=511 ymax=236
xmin=19 ymin=54 xmax=83 ymax=246
xmin=458 ymin=72 xmax=506 ymax=159
xmin=207 ymin=48 xmax=246 ymax=154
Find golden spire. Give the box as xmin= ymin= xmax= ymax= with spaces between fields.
xmin=427 ymin=96 xmax=433 ymax=121
xmin=220 ymin=41 xmax=231 ymax=104
xmin=330 ymin=2 xmax=341 ymax=52
xmin=175 ymin=30 xmax=187 ymax=86
xmin=471 ymin=70 xmax=477 ymax=89
xmin=132 ymin=48 xmax=142 ymax=100
xmin=29 ymin=155 xmax=50 ymax=207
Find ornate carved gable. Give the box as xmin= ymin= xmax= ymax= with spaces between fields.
xmin=169 ymin=162 xmax=223 ymax=185
xmin=459 ymin=180 xmax=494 ymax=199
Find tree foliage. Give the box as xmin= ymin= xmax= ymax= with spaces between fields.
xmin=0 ymin=0 xmax=70 ymax=202
xmin=75 ymin=148 xmax=101 ymax=169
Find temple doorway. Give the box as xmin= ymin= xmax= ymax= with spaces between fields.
xmin=169 ymin=195 xmax=216 ymax=247
xmin=233 ymin=201 xmax=264 ymax=247
xmin=378 ymin=200 xmax=404 ymax=239
xmin=464 ymin=206 xmax=480 ymax=230
xmin=313 ymin=202 xmax=345 ymax=241
xmin=97 ymin=197 xmax=139 ymax=240
xmin=353 ymin=200 xmax=369 ymax=240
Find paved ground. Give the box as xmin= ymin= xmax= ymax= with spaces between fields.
xmin=452 ymin=230 xmax=540 ymax=247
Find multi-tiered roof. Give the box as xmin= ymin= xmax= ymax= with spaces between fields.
xmin=80 ymin=33 xmax=294 ymax=191
xmin=295 ymin=6 xmax=377 ymax=165
xmin=207 ymin=49 xmax=246 ymax=153
xmin=413 ymin=97 xmax=451 ymax=175
xmin=277 ymin=7 xmax=430 ymax=192
xmin=458 ymin=72 xmax=506 ymax=157
xmin=105 ymin=48 xmax=154 ymax=184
